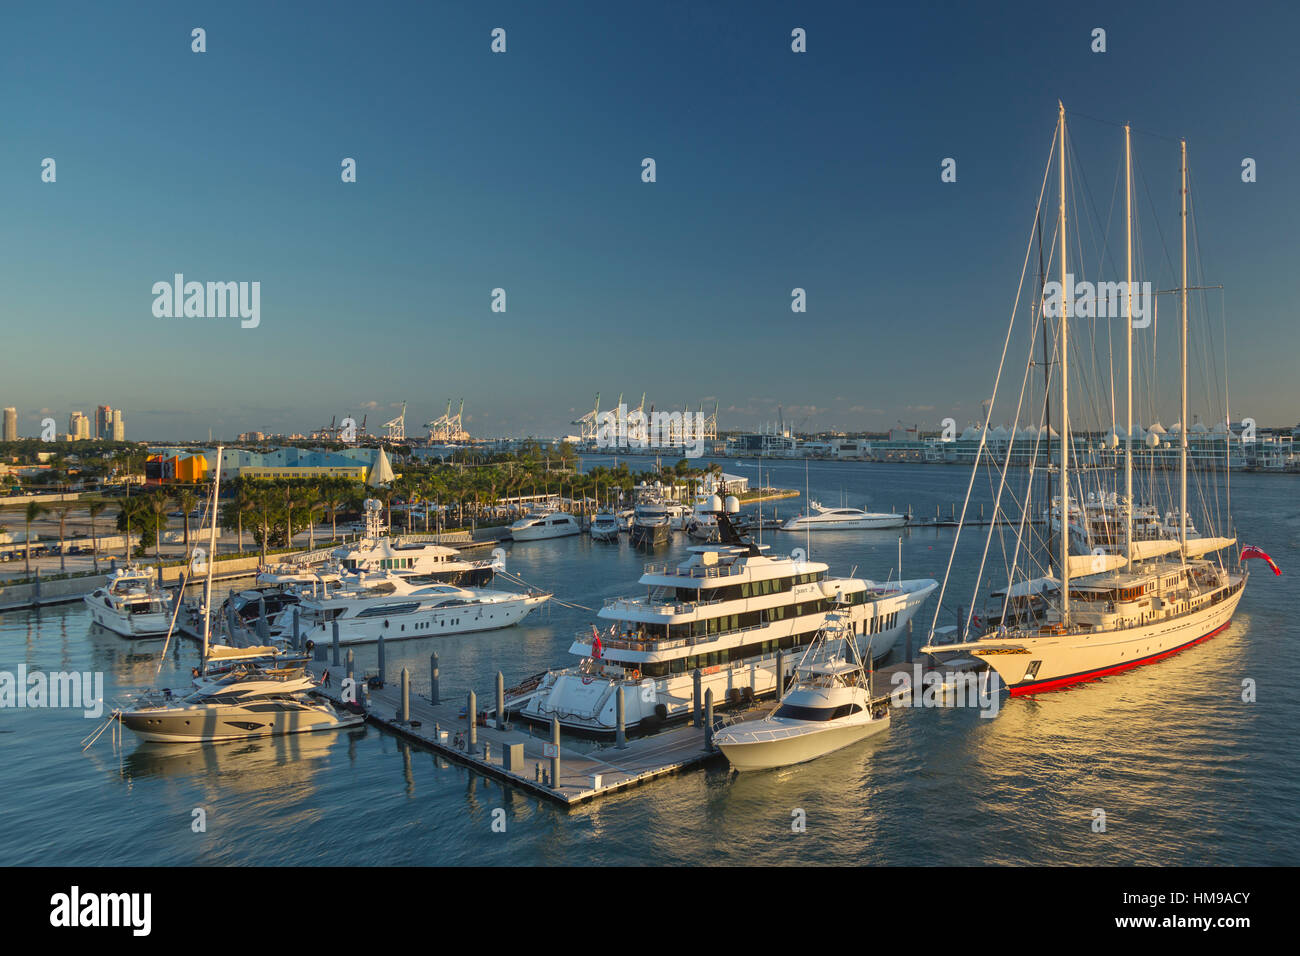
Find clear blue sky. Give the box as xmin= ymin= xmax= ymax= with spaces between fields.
xmin=2 ymin=1 xmax=1297 ymax=440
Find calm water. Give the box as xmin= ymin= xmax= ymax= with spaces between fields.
xmin=2 ymin=460 xmax=1296 ymax=866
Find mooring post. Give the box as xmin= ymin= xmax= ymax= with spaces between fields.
xmin=776 ymin=650 xmax=785 ymax=697
xmin=693 ymin=668 xmax=702 ymax=727
xmin=467 ymin=690 xmax=477 ymax=755
xmin=400 ymin=668 xmax=410 ymax=722
xmin=331 ymin=619 xmax=340 ymax=666
xmin=257 ymin=597 xmax=269 ymax=641
xmin=430 ymin=652 xmax=440 ymax=705
xmin=292 ymin=607 xmax=300 ymax=651
xmin=346 ymin=648 xmax=354 ymax=684
xmin=377 ymin=633 xmax=386 ymax=685
xmin=496 ymin=671 xmax=505 ymax=730
xmin=615 ymin=685 xmax=627 ymax=750
xmin=33 ymin=567 xmax=40 ymax=605
xmin=550 ymin=717 xmax=562 ymax=788
xmin=704 ymin=688 xmax=715 ymax=751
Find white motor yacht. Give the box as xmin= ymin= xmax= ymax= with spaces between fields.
xmin=294 ymin=572 xmax=550 ymax=645
xmin=782 ymin=501 xmax=908 ymax=531
xmin=83 ymin=567 xmax=172 ymax=638
xmin=511 ymin=509 xmax=582 ymax=541
xmin=589 ymin=510 xmax=621 ymax=542
xmin=630 ymin=499 xmax=671 ymax=549
xmin=715 ymin=612 xmax=890 ymax=772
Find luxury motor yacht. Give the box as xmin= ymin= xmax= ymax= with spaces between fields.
xmin=83 ymin=567 xmax=173 ymax=638
xmin=292 ymin=572 xmax=550 ymax=645
xmin=510 ymin=499 xmax=936 ymax=735
xmin=714 ymin=612 xmax=890 ymax=771
xmin=629 ymin=499 xmax=672 ymax=549
xmin=511 ymin=509 xmax=582 ymax=541
xmin=781 ymin=501 xmax=908 ymax=531
xmin=589 ymin=510 xmax=622 ymax=542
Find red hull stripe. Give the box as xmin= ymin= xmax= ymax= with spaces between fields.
xmin=1008 ymin=619 xmax=1233 ymax=696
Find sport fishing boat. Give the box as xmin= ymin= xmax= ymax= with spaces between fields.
xmin=512 ymin=499 xmax=936 ymax=735
xmin=83 ymin=566 xmax=172 ymax=638
xmin=510 ymin=508 xmax=582 ymax=541
xmin=921 ymin=107 xmax=1254 ymax=695
xmin=714 ymin=611 xmax=890 ymax=771
xmin=589 ymin=510 xmax=622 ymax=542
xmin=292 ymin=571 xmax=550 ymax=645
xmin=782 ymin=501 xmax=908 ymax=531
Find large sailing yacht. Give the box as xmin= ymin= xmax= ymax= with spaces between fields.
xmin=922 ymin=106 xmax=1248 ymax=695
xmin=513 ymin=497 xmax=936 ymax=734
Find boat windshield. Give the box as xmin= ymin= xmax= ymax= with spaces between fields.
xmin=772 ymin=701 xmax=863 ymax=721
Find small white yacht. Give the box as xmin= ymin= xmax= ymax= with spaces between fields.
xmin=715 ymin=612 xmax=890 ymax=772
xmin=511 ymin=509 xmax=582 ymax=541
xmin=293 ymin=572 xmax=550 ymax=645
xmin=782 ymin=501 xmax=908 ymax=531
xmin=589 ymin=510 xmax=621 ymax=542
xmin=83 ymin=567 xmax=172 ymax=638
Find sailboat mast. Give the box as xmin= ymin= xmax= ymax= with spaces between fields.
xmin=1179 ymin=139 xmax=1189 ymax=554
xmin=202 ymin=445 xmax=224 ymax=662
xmin=1058 ymin=102 xmax=1071 ymax=624
xmin=1124 ymin=125 xmax=1133 ymax=562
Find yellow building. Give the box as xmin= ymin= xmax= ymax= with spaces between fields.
xmin=237 ymin=466 xmax=368 ymax=481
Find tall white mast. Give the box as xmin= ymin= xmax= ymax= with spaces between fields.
xmin=1124 ymin=124 xmax=1133 ymax=563
xmin=202 ymin=445 xmax=224 ymax=662
xmin=1058 ymin=102 xmax=1071 ymax=625
xmin=1179 ymin=140 xmax=1189 ymax=555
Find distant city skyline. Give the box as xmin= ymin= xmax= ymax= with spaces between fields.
xmin=4 ymin=1 xmax=1298 ymax=439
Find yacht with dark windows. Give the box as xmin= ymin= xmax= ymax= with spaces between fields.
xmin=511 ymin=498 xmax=936 ymax=735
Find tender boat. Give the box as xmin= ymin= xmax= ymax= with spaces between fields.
xmin=782 ymin=501 xmax=908 ymax=531
xmin=715 ymin=612 xmax=890 ymax=771
xmin=83 ymin=567 xmax=172 ymax=638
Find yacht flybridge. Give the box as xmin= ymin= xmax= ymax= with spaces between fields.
xmin=921 ymin=106 xmax=1251 ymax=696
xmin=782 ymin=501 xmax=908 ymax=531
xmin=512 ymin=498 xmax=936 ymax=735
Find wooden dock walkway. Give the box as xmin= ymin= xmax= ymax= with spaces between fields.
xmin=306 ymin=657 xmax=754 ymax=806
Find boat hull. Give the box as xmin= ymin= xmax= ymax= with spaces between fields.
xmin=973 ymin=577 xmax=1245 ymax=694
xmin=782 ymin=515 xmax=907 ymax=531
xmin=120 ymin=700 xmax=362 ymax=743
xmin=83 ymin=596 xmax=171 ymax=638
xmin=303 ymin=593 xmax=548 ymax=645
xmin=718 ymin=712 xmax=890 ymax=771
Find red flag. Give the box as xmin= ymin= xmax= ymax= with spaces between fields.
xmin=1241 ymin=545 xmax=1281 ymax=576
xmin=590 ymin=625 xmax=603 ymax=659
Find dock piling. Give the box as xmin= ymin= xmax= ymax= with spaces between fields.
xmin=430 ymin=652 xmax=440 ymax=704
xmin=467 ymin=691 xmax=478 ymax=755
xmin=704 ymin=689 xmax=714 ymax=751
xmin=292 ymin=607 xmax=300 ymax=650
xmin=615 ymin=686 xmax=627 ymax=749
xmin=550 ymin=717 xmax=561 ymax=788
xmin=346 ymin=648 xmax=354 ymax=684
xmin=776 ymin=650 xmax=785 ymax=696
xmin=400 ymin=668 xmax=410 ymax=722
xmin=496 ymin=671 xmax=505 ymax=730
xmin=331 ymin=620 xmax=340 ymax=666
xmin=257 ymin=597 xmax=269 ymax=641
xmin=377 ymin=634 xmax=386 ymax=685
xmin=693 ymin=669 xmax=702 ymax=727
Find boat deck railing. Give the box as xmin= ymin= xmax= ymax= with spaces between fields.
xmin=643 ymin=562 xmax=742 ymax=579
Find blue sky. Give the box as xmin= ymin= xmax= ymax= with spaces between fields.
xmin=2 ymin=1 xmax=1297 ymax=440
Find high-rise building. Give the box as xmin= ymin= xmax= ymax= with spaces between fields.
xmin=111 ymin=409 xmax=125 ymax=441
xmin=69 ymin=411 xmax=91 ymax=440
xmin=2 ymin=407 xmax=16 ymax=442
xmin=96 ymin=405 xmax=113 ymax=439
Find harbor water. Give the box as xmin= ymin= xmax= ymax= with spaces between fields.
xmin=2 ymin=461 xmax=1295 ymax=865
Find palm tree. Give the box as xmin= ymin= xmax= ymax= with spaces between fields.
xmin=87 ymin=500 xmax=106 ymax=572
xmin=23 ymin=500 xmax=48 ymax=577
xmin=251 ymin=487 xmax=277 ymax=563
xmin=144 ymin=490 xmax=171 ymax=558
xmin=55 ymin=503 xmax=73 ymax=573
xmin=319 ymin=480 xmax=345 ymax=542
xmin=176 ymin=487 xmax=199 ymax=551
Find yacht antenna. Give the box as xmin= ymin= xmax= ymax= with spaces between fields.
xmin=1179 ymin=138 xmax=1189 ymax=557
xmin=1124 ymin=124 xmax=1134 ymax=564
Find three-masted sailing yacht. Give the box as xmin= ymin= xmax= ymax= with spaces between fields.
xmin=922 ymin=105 xmax=1248 ymax=694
